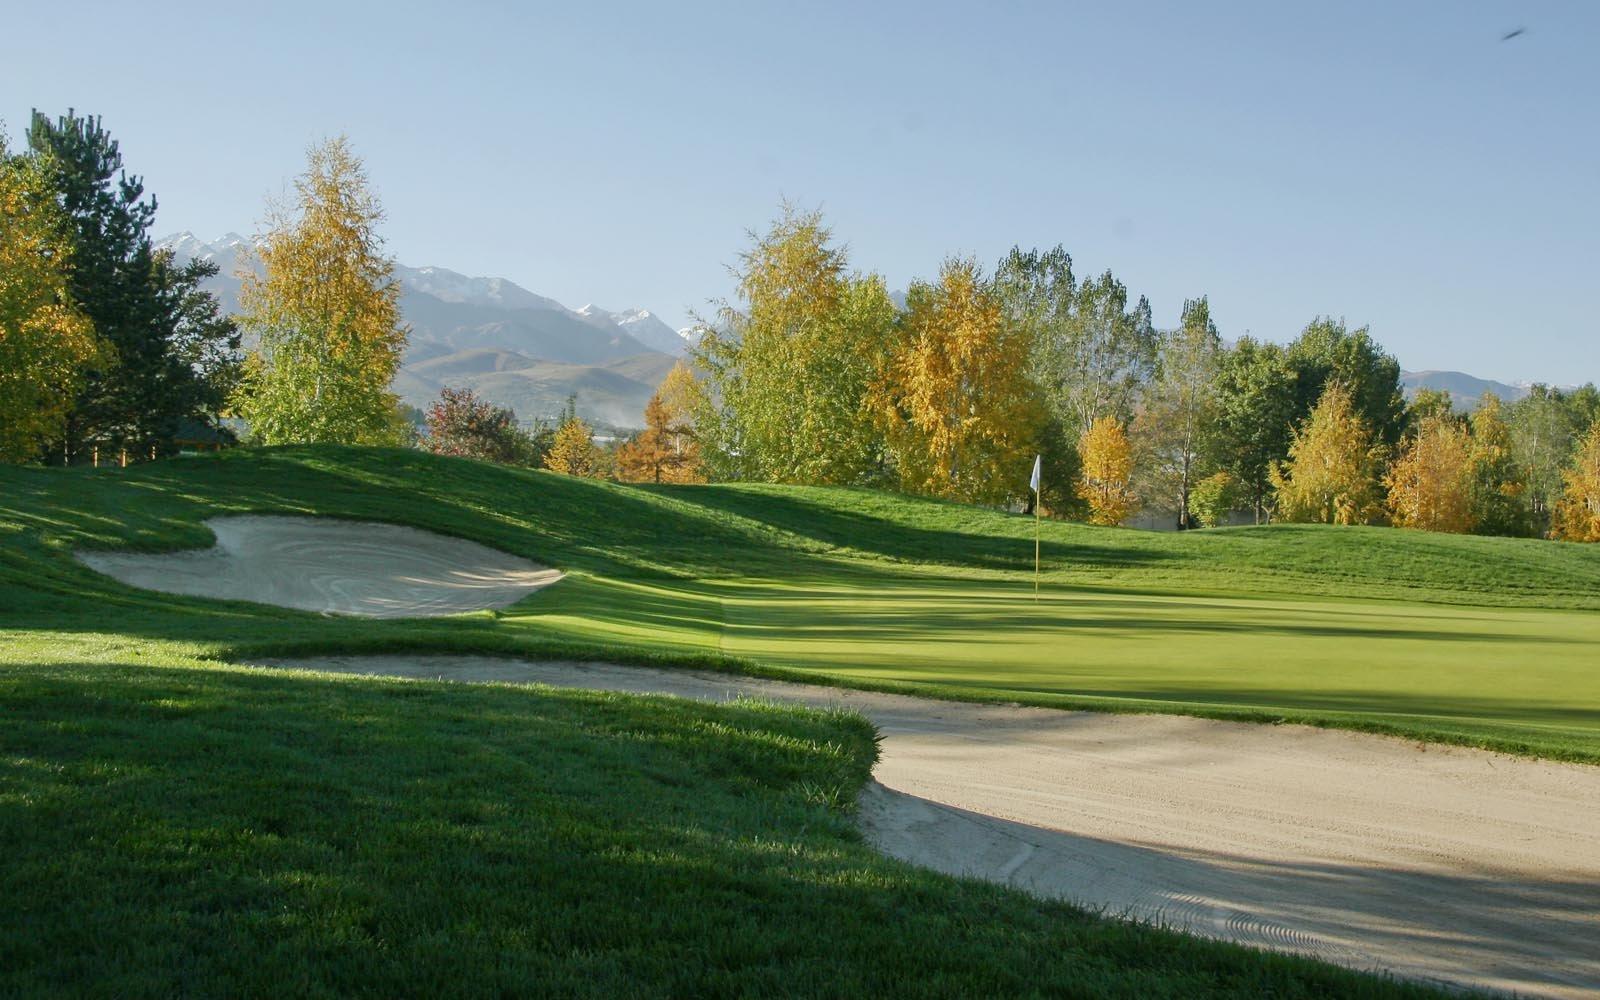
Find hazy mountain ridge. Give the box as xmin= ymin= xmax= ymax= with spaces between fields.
xmin=1400 ymin=370 xmax=1531 ymax=410
xmin=156 ymin=233 xmax=686 ymax=427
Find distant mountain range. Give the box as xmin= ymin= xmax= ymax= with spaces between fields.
xmin=1399 ymin=371 xmax=1536 ymax=410
xmin=160 ymin=235 xmax=1575 ymax=428
xmin=157 ymin=233 xmax=693 ymax=428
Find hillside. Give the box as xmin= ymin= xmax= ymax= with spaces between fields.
xmin=394 ymin=351 xmax=677 ymax=427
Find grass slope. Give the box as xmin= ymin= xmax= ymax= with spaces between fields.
xmin=1 ymin=652 xmax=1441 ymax=997
xmin=3 ymin=446 xmax=1597 ymax=762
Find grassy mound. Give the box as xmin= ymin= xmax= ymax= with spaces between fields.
xmin=3 ymin=445 xmax=1597 ymax=761
xmin=1 ymin=650 xmax=1443 ymax=997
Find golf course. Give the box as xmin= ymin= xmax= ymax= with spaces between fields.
xmin=4 ymin=445 xmax=1599 ymax=996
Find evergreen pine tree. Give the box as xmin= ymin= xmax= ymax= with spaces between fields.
xmin=26 ymin=110 xmax=238 ymax=460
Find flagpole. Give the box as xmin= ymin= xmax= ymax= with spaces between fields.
xmin=1034 ymin=467 xmax=1041 ymax=603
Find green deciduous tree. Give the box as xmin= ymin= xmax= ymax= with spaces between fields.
xmin=1000 ymin=245 xmax=1155 ymax=441
xmin=1508 ymin=385 xmax=1582 ymax=534
xmin=1133 ymin=297 xmax=1221 ymax=528
xmin=233 ymin=137 xmax=406 ymax=445
xmin=1286 ymin=318 xmax=1406 ymax=447
xmin=1212 ymin=337 xmax=1298 ymax=523
xmin=1189 ymin=471 xmax=1237 ymax=528
xmin=693 ymin=205 xmax=894 ymax=484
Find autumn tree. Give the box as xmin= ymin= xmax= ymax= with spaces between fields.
xmin=1467 ymin=393 xmax=1530 ymax=536
xmin=1212 ymin=337 xmax=1298 ymax=523
xmin=1385 ymin=413 xmax=1475 ymax=533
xmin=233 ymin=137 xmax=407 ymax=445
xmin=617 ymin=396 xmax=697 ymax=484
xmin=1133 ymin=297 xmax=1221 ymax=528
xmin=1551 ymin=424 xmax=1600 ymax=542
xmin=1075 ymin=416 xmax=1137 ymax=526
xmin=1271 ymin=382 xmax=1384 ymax=525
xmin=544 ymin=398 xmax=601 ymax=477
xmin=424 ymin=386 xmax=543 ymax=466
xmin=873 ymin=258 xmax=1038 ymax=504
xmin=0 ymin=132 xmax=101 ymax=462
xmin=26 ymin=110 xmax=238 ymax=460
xmin=694 ymin=205 xmax=894 ymax=484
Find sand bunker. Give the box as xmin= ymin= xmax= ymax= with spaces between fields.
xmin=267 ymin=655 xmax=1600 ymax=999
xmin=78 ymin=516 xmax=562 ymax=617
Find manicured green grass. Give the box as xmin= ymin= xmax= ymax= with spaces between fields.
xmin=1 ymin=647 xmax=1443 ymax=997
xmin=3 ymin=445 xmax=1597 ymax=761
xmin=6 ymin=445 xmax=1581 ymax=995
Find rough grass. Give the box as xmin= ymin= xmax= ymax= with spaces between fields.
xmin=1 ymin=645 xmax=1447 ymax=998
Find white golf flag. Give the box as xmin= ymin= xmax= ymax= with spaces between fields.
xmin=1029 ymin=454 xmax=1041 ymax=495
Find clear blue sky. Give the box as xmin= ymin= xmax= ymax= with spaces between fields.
xmin=5 ymin=0 xmax=1595 ymax=384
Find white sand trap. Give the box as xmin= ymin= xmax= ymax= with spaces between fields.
xmin=266 ymin=655 xmax=1600 ymax=999
xmin=78 ymin=516 xmax=562 ymax=617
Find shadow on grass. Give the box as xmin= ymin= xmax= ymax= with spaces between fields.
xmin=0 ymin=661 xmax=1444 ymax=999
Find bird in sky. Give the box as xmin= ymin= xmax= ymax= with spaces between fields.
xmin=1501 ymin=27 xmax=1527 ymax=41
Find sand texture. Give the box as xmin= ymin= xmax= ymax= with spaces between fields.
xmin=78 ymin=516 xmax=562 ymax=618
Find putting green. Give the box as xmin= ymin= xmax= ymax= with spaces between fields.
xmin=519 ymin=573 xmax=1600 ymax=752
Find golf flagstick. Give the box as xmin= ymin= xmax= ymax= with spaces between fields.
xmin=1029 ymin=454 xmax=1042 ymax=602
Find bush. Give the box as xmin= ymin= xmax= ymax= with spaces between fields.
xmin=424 ymin=387 xmax=546 ymax=466
xmin=1190 ymin=471 xmax=1237 ymax=528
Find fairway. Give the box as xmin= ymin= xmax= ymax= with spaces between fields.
xmin=6 ymin=445 xmax=1599 ymax=761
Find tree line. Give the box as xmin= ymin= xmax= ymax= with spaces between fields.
xmin=679 ymin=205 xmax=1600 ymax=542
xmin=1 ymin=111 xmax=239 ymax=463
xmin=3 ymin=119 xmax=1595 ymax=542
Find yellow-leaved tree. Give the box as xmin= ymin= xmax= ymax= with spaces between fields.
xmin=233 ymin=137 xmax=407 ymax=445
xmin=872 ymin=258 xmax=1038 ymax=504
xmin=544 ymin=399 xmax=602 ymax=478
xmin=1385 ymin=414 xmax=1475 ymax=533
xmin=616 ymin=362 xmax=706 ymax=484
xmin=1551 ymin=423 xmax=1600 ymax=542
xmin=1076 ymin=416 xmax=1138 ymax=525
xmin=1467 ymin=393 xmax=1530 ymax=536
xmin=1271 ymin=382 xmax=1384 ymax=524
xmin=0 ymin=135 xmax=102 ymax=462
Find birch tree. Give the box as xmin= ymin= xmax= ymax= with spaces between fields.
xmin=233 ymin=137 xmax=406 ymax=445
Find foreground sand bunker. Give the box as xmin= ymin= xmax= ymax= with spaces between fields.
xmin=268 ymin=655 xmax=1600 ymax=999
xmin=78 ymin=516 xmax=562 ymax=617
